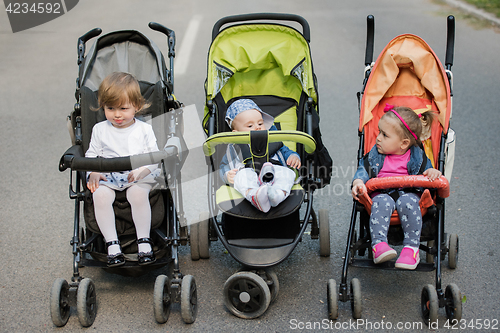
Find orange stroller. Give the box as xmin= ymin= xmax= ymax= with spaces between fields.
xmin=327 ymin=15 xmax=460 ymax=325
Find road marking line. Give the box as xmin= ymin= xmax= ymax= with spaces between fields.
xmin=175 ymin=15 xmax=202 ymax=76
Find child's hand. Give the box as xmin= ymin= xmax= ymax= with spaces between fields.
xmin=351 ymin=179 xmax=367 ymax=200
xmin=226 ymin=169 xmax=238 ymax=184
xmin=287 ymin=154 xmax=301 ymax=169
xmin=423 ymin=168 xmax=442 ymax=182
xmin=87 ymin=172 xmax=106 ymax=193
xmin=128 ymin=166 xmax=151 ymax=183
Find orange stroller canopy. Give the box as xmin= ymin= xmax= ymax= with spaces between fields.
xmin=360 ymin=34 xmax=451 ymax=167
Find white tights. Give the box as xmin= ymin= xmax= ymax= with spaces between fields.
xmin=93 ymin=184 xmax=152 ymax=255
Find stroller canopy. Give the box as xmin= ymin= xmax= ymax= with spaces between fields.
xmin=206 ymin=23 xmax=318 ymax=104
xmin=79 ymin=30 xmax=168 ymax=92
xmin=360 ymin=34 xmax=451 ymax=164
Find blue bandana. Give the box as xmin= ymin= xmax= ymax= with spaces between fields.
xmin=225 ymin=99 xmax=274 ymax=130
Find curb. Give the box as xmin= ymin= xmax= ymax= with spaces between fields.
xmin=442 ymin=0 xmax=500 ymax=27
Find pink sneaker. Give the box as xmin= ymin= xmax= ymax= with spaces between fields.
xmin=395 ymin=247 xmax=420 ymax=270
xmin=372 ymin=242 xmax=397 ymax=264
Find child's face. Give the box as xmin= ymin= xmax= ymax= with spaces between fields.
xmin=376 ymin=116 xmax=409 ymax=155
xmin=104 ymin=100 xmax=138 ymax=128
xmin=231 ymin=109 xmax=265 ymax=132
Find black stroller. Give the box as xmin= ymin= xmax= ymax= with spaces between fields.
xmin=51 ymin=24 xmax=197 ymax=327
xmin=327 ymin=15 xmax=461 ymax=325
xmin=198 ymin=13 xmax=333 ymax=319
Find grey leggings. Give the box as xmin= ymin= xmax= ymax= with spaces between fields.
xmin=370 ymin=191 xmax=422 ymax=247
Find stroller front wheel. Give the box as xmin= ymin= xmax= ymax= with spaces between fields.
xmin=327 ymin=279 xmax=339 ymax=320
xmin=445 ymin=283 xmax=462 ymax=321
xmin=76 ymin=278 xmax=97 ymax=327
xmin=421 ymin=284 xmax=438 ymax=325
xmin=50 ymin=278 xmax=71 ymax=327
xmin=181 ymin=275 xmax=198 ymax=324
xmin=223 ymin=272 xmax=271 ymax=319
xmin=153 ymin=274 xmax=171 ymax=324
xmin=350 ymin=278 xmax=362 ymax=319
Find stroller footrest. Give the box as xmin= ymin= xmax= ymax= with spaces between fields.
xmin=350 ymin=258 xmax=435 ymax=271
xmin=227 ymin=238 xmax=293 ymax=248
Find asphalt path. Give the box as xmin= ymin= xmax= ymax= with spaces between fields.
xmin=1 ymin=0 xmax=499 ymax=332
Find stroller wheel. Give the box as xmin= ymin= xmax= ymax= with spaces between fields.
xmin=421 ymin=284 xmax=438 ymax=325
xmin=76 ymin=278 xmax=97 ymax=327
xmin=237 ymin=268 xmax=279 ymax=303
xmin=190 ymin=223 xmax=200 ymax=261
xmin=445 ymin=283 xmax=462 ymax=321
xmin=319 ymin=209 xmax=331 ymax=257
xmin=181 ymin=275 xmax=198 ymax=324
xmin=265 ymin=269 xmax=279 ymax=303
xmin=224 ymin=272 xmax=271 ymax=319
xmin=198 ymin=212 xmax=210 ymax=259
xmin=350 ymin=278 xmax=362 ymax=319
xmin=448 ymin=234 xmax=459 ymax=269
xmin=327 ymin=279 xmax=339 ymax=320
xmin=153 ymin=275 xmax=171 ymax=324
xmin=50 ymin=278 xmax=71 ymax=327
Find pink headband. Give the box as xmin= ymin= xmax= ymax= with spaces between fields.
xmin=383 ymin=104 xmax=419 ymax=141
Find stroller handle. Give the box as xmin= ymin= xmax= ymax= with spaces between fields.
xmin=212 ymin=13 xmax=310 ymax=42
xmin=365 ymin=15 xmax=375 ymax=66
xmin=60 ymin=147 xmax=178 ymax=172
xmin=445 ymin=15 xmax=455 ymax=68
xmin=203 ymin=130 xmax=316 ymax=156
xmin=78 ymin=28 xmax=102 ymax=44
xmin=149 ymin=22 xmax=175 ymax=38
xmin=365 ymin=175 xmax=450 ymax=198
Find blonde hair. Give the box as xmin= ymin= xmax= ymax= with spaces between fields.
xmin=96 ymin=72 xmax=149 ymax=112
xmin=382 ymin=106 xmax=436 ymax=147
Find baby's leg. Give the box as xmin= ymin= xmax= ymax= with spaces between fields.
xmin=93 ymin=185 xmax=119 ymax=255
xmin=233 ymin=168 xmax=260 ymax=196
xmin=268 ymin=166 xmax=296 ymax=207
xmin=127 ymin=183 xmax=153 ymax=253
xmin=370 ymin=194 xmax=395 ymax=246
xmin=395 ymin=192 xmax=422 ymax=248
xmin=234 ymin=168 xmax=270 ymax=212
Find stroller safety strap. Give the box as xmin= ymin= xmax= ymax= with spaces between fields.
xmin=203 ymin=130 xmax=316 ymax=156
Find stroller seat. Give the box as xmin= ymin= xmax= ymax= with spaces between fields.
xmin=216 ymin=183 xmax=304 ymax=220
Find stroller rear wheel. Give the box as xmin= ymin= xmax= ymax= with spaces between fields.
xmin=198 ymin=212 xmax=210 ymax=259
xmin=153 ymin=274 xmax=171 ymax=324
xmin=319 ymin=209 xmax=331 ymax=257
xmin=448 ymin=234 xmax=459 ymax=269
xmin=223 ymin=272 xmax=271 ymax=319
xmin=445 ymin=283 xmax=462 ymax=321
xmin=180 ymin=275 xmax=198 ymax=324
xmin=327 ymin=279 xmax=339 ymax=320
xmin=190 ymin=223 xmax=200 ymax=261
xmin=50 ymin=278 xmax=71 ymax=327
xmin=421 ymin=284 xmax=438 ymax=325
xmin=76 ymin=278 xmax=97 ymax=327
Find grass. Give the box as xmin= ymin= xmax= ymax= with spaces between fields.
xmin=463 ymin=0 xmax=500 ymax=18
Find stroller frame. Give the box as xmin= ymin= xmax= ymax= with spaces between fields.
xmin=328 ymin=15 xmax=461 ymax=325
xmin=198 ymin=13 xmax=331 ymax=319
xmin=51 ymin=24 xmax=197 ymax=328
